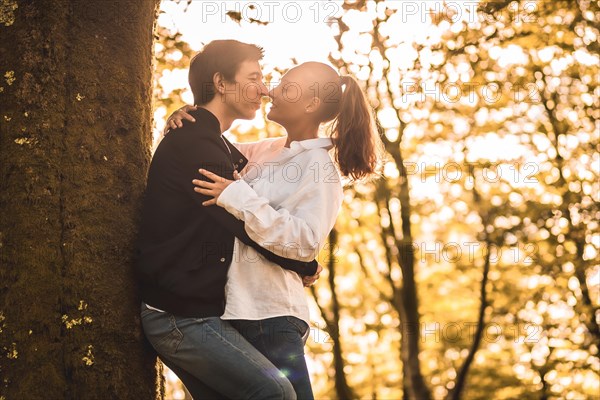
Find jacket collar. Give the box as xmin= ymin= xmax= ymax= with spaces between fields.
xmin=190 ymin=107 xmax=221 ymax=134
xmin=223 ymin=135 xmax=248 ymax=172
xmin=188 ymin=108 xmax=248 ymax=172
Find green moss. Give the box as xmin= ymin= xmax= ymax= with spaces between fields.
xmin=6 ymin=342 xmax=17 ymax=359
xmin=0 ymin=1 xmax=161 ymax=397
xmin=4 ymin=71 xmax=15 ymax=85
xmin=0 ymin=0 xmax=17 ymax=26
xmin=82 ymin=345 xmax=94 ymax=366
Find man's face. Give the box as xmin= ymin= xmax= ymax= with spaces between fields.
xmin=223 ymin=60 xmax=269 ymax=120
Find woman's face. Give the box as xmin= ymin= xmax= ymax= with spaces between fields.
xmin=266 ymin=66 xmax=314 ymax=128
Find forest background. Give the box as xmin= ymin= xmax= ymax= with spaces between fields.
xmin=0 ymin=1 xmax=598 ymax=399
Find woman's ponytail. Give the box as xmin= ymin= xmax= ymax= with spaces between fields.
xmin=330 ymin=75 xmax=381 ymax=180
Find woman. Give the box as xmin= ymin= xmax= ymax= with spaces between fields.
xmin=169 ymin=61 xmax=381 ymax=399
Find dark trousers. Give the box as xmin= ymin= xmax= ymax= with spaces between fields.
xmin=231 ymin=316 xmax=314 ymax=400
xmin=141 ymin=304 xmax=296 ymax=400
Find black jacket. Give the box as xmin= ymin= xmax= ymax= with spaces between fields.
xmin=135 ymin=108 xmax=317 ymax=317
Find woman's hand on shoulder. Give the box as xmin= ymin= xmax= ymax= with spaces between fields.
xmin=163 ymin=104 xmax=198 ymax=135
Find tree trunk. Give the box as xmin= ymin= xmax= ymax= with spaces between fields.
xmin=446 ymin=175 xmax=493 ymax=400
xmin=374 ymin=177 xmax=431 ymax=400
xmin=326 ymin=229 xmax=356 ymax=400
xmin=387 ymin=141 xmax=432 ymax=400
xmin=311 ymin=228 xmax=356 ymax=400
xmin=447 ymin=242 xmax=491 ymax=400
xmin=536 ymin=69 xmax=600 ymax=352
xmin=0 ymin=1 xmax=160 ymax=398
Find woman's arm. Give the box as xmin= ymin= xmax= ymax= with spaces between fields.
xmin=178 ymin=135 xmax=319 ymax=276
xmin=194 ymin=156 xmax=343 ymax=262
xmin=164 ymin=105 xmax=198 ymax=132
xmin=231 ymin=137 xmax=286 ymax=164
xmin=163 ymin=105 xmax=286 ymax=164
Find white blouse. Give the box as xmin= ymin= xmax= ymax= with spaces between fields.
xmin=219 ymin=136 xmax=343 ymax=325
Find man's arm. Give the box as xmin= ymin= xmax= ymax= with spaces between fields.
xmin=202 ymin=204 xmax=318 ymax=275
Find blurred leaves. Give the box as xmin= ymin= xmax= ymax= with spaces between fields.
xmin=324 ymin=0 xmax=599 ymax=399
xmin=153 ymin=0 xmax=600 ymax=398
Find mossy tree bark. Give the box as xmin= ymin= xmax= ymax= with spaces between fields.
xmin=0 ymin=1 xmax=160 ymax=398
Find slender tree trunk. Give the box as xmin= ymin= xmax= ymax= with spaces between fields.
xmin=0 ymin=1 xmax=160 ymax=398
xmin=537 ymin=68 xmax=600 ymax=352
xmin=369 ymin=18 xmax=431 ymax=397
xmin=331 ymin=8 xmax=431 ymax=395
xmin=386 ymin=141 xmax=432 ymax=400
xmin=447 ymin=241 xmax=491 ymax=400
xmin=375 ymin=179 xmax=431 ymax=400
xmin=446 ymin=175 xmax=493 ymax=400
xmin=326 ymin=229 xmax=356 ymax=400
xmin=311 ymin=229 xmax=356 ymax=400
xmin=447 ymin=254 xmax=490 ymax=400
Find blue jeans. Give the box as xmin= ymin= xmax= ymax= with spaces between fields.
xmin=140 ymin=304 xmax=296 ymax=400
xmin=231 ymin=317 xmax=314 ymax=400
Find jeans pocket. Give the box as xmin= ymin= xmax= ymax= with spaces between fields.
xmin=154 ymin=315 xmax=184 ymax=354
xmin=285 ymin=316 xmax=309 ymax=337
xmin=140 ymin=307 xmax=155 ymax=319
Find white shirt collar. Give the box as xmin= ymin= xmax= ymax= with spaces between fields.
xmin=288 ymin=137 xmax=334 ymax=151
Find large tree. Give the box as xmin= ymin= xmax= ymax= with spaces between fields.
xmin=0 ymin=1 xmax=160 ymax=398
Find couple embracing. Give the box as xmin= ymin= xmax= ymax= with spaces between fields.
xmin=135 ymin=39 xmax=381 ymax=399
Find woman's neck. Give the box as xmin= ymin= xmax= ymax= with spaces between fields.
xmin=284 ymin=122 xmax=320 ymax=148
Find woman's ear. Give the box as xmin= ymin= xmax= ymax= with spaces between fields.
xmin=305 ymin=97 xmax=321 ymax=114
xmin=213 ymin=72 xmax=225 ymax=94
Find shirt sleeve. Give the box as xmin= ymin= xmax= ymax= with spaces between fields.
xmin=230 ymin=137 xmax=286 ymax=163
xmin=178 ymin=134 xmax=318 ymax=276
xmin=217 ymin=153 xmax=343 ymax=262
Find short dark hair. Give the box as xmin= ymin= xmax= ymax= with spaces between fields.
xmin=188 ymin=40 xmax=264 ymax=105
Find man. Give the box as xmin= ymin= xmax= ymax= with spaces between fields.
xmin=136 ymin=40 xmax=318 ymax=399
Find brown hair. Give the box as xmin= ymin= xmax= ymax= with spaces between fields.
xmin=189 ymin=40 xmax=264 ymax=105
xmin=318 ymin=74 xmax=381 ymax=180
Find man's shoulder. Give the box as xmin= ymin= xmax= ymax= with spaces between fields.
xmin=169 ymin=118 xmax=217 ymax=139
xmin=158 ymin=122 xmax=219 ymax=151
